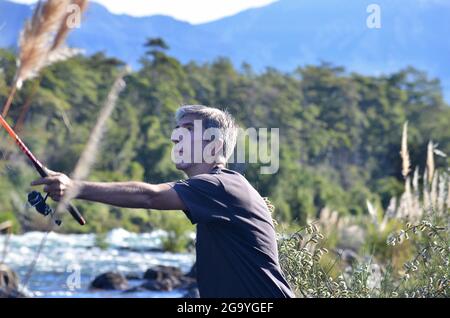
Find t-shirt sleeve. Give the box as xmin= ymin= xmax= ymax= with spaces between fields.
xmin=172 ymin=174 xmax=231 ymax=224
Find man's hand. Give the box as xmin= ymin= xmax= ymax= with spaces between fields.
xmin=30 ymin=169 xmax=73 ymax=202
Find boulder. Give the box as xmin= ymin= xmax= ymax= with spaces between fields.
xmin=0 ymin=263 xmax=19 ymax=291
xmin=136 ymin=265 xmax=197 ymax=292
xmin=0 ymin=263 xmax=25 ymax=298
xmin=90 ymin=272 xmax=128 ymax=290
xmin=140 ymin=279 xmax=174 ymax=291
xmin=0 ymin=288 xmax=26 ymax=298
xmin=143 ymin=265 xmax=184 ymax=281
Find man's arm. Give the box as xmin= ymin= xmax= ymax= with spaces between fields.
xmin=75 ymin=181 xmax=185 ymax=210
xmin=30 ymin=172 xmax=186 ymax=211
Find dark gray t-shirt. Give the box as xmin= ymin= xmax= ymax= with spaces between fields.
xmin=172 ymin=166 xmax=294 ymax=298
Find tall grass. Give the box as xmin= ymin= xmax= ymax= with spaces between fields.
xmin=55 ymin=67 xmax=129 ymax=217
xmin=278 ymin=122 xmax=449 ymax=297
xmin=2 ymin=0 xmax=88 ymax=118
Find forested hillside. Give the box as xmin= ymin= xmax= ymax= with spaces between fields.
xmin=1 ymin=41 xmax=449 ymax=233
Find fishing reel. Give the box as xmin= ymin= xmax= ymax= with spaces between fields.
xmin=28 ymin=191 xmax=62 ymax=226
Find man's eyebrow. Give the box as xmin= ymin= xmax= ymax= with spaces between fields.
xmin=175 ymin=123 xmax=193 ymax=129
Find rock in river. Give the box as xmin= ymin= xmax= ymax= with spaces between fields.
xmin=124 ymin=264 xmax=199 ymax=296
xmin=90 ymin=272 xmax=129 ymax=290
xmin=143 ymin=265 xmax=184 ymax=281
xmin=0 ymin=263 xmax=25 ymax=298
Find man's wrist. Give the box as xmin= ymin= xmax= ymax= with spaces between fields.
xmin=72 ymin=180 xmax=85 ymax=199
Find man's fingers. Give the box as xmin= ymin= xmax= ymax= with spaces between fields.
xmin=30 ymin=178 xmax=49 ymax=186
xmin=49 ymin=194 xmax=61 ymax=202
xmin=30 ymin=176 xmax=61 ymax=186
xmin=43 ymin=183 xmax=65 ymax=191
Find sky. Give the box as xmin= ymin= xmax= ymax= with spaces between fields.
xmin=9 ymin=0 xmax=278 ymax=24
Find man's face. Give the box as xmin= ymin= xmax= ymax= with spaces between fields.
xmin=171 ymin=114 xmax=205 ymax=171
xmin=171 ymin=114 xmax=224 ymax=172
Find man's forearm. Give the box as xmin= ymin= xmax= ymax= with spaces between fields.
xmin=74 ymin=181 xmax=155 ymax=209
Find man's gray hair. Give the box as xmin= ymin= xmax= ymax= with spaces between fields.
xmin=175 ymin=105 xmax=238 ymax=163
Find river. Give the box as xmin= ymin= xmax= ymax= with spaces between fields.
xmin=1 ymin=228 xmax=195 ymax=298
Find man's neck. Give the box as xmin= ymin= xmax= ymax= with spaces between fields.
xmin=186 ymin=163 xmax=225 ymax=177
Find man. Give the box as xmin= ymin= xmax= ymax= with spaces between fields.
xmin=31 ymin=105 xmax=294 ymax=298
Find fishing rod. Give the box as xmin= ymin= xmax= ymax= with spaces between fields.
xmin=0 ymin=114 xmax=86 ymax=226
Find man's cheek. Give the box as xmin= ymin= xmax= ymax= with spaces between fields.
xmin=192 ymin=139 xmax=205 ymax=163
xmin=171 ymin=144 xmax=183 ymax=163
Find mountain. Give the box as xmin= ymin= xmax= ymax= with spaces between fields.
xmin=1 ymin=0 xmax=450 ymax=99
xmin=0 ymin=1 xmax=214 ymax=66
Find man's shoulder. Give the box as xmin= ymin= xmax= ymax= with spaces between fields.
xmin=176 ymin=170 xmax=224 ymax=191
xmin=189 ymin=167 xmax=241 ymax=182
xmin=178 ymin=167 xmax=256 ymax=196
xmin=214 ymin=168 xmax=264 ymax=202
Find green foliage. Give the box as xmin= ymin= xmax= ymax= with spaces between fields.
xmin=362 ymin=218 xmax=415 ymax=270
xmin=94 ymin=232 xmax=109 ymax=250
xmin=0 ymin=211 xmax=20 ymax=233
xmin=279 ymin=216 xmax=449 ymax=298
xmin=0 ymin=43 xmax=449 ymax=235
xmin=386 ymin=217 xmax=449 ymax=297
xmin=147 ymin=210 xmax=195 ymax=253
xmin=279 ymin=133 xmax=449 ymax=297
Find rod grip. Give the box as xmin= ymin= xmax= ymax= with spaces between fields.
xmin=68 ymin=203 xmax=86 ymax=226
